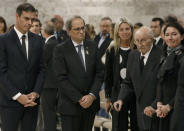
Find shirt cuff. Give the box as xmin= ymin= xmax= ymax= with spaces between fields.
xmin=12 ymin=92 xmax=22 ymax=100
xmin=89 ymin=93 xmax=96 ymax=99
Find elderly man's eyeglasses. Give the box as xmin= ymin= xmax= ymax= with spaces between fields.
xmin=72 ymin=26 xmax=86 ymax=32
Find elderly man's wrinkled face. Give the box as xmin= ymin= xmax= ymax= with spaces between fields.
xmin=135 ymin=29 xmax=153 ymax=55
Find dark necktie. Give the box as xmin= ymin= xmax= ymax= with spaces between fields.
xmin=140 ymin=56 xmax=145 ymax=73
xmin=22 ymin=35 xmax=27 ymax=58
xmin=77 ymin=45 xmax=85 ymax=69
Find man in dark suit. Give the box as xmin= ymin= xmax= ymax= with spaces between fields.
xmin=41 ymin=21 xmax=59 ymax=131
xmin=0 ymin=3 xmax=45 ymax=131
xmin=151 ymin=17 xmax=165 ymax=50
xmin=94 ymin=17 xmax=113 ymax=61
xmin=53 ymin=15 xmax=103 ymax=131
xmin=51 ymin=15 xmax=69 ymax=44
xmin=114 ymin=26 xmax=161 ymax=131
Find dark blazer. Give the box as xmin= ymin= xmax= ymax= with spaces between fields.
xmin=104 ymin=46 xmax=131 ymax=103
xmin=94 ymin=34 xmax=113 ymax=59
xmin=171 ymin=58 xmax=184 ymax=131
xmin=43 ymin=36 xmax=59 ymax=89
xmin=155 ymin=38 xmax=164 ymax=51
xmin=56 ymin=29 xmax=69 ymax=44
xmin=53 ymin=38 xmax=103 ymax=115
xmin=157 ymin=45 xmax=184 ymax=131
xmin=118 ymin=45 xmax=162 ymax=130
xmin=0 ymin=28 xmax=45 ymax=107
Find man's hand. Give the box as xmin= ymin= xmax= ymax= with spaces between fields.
xmin=24 ymin=101 xmax=37 ymax=107
xmin=105 ymin=100 xmax=113 ymax=113
xmin=144 ymin=106 xmax=156 ymax=117
xmin=17 ymin=94 xmax=32 ymax=105
xmin=79 ymin=94 xmax=95 ymax=109
xmin=113 ymin=100 xmax=123 ymax=112
xmin=27 ymin=92 xmax=39 ymax=102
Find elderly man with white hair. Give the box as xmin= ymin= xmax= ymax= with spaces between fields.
xmin=113 ymin=26 xmax=162 ymax=131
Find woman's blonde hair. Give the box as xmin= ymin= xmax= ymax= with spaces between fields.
xmin=108 ymin=17 xmax=134 ymax=54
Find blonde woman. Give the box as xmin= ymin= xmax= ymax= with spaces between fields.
xmin=104 ymin=18 xmax=138 ymax=131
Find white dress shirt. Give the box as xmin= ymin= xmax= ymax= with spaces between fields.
xmin=72 ymin=40 xmax=86 ymax=70
xmin=14 ymin=26 xmax=29 ymax=59
xmin=12 ymin=27 xmax=29 ymax=100
xmin=141 ymin=44 xmax=153 ymax=65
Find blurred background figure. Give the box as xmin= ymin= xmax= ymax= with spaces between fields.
xmin=0 ymin=16 xmax=7 ymax=34
xmin=150 ymin=17 xmax=165 ymax=50
xmin=51 ymin=14 xmax=69 ymax=43
xmin=85 ymin=24 xmax=96 ymax=40
xmin=30 ymin=19 xmax=42 ymax=35
xmin=134 ymin=22 xmax=143 ymax=34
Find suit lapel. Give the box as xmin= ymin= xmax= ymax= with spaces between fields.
xmin=68 ymin=40 xmax=86 ymax=71
xmin=28 ymin=32 xmax=34 ymax=62
xmin=83 ymin=41 xmax=89 ymax=72
xmin=137 ymin=46 xmax=157 ymax=99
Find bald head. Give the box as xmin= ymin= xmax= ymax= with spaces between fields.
xmin=134 ymin=26 xmax=155 ymax=55
xmin=52 ymin=14 xmax=64 ymax=31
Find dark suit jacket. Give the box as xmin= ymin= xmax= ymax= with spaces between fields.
xmin=118 ymin=45 xmax=161 ymax=130
xmin=56 ymin=29 xmax=69 ymax=44
xmin=43 ymin=36 xmax=58 ymax=89
xmin=94 ymin=34 xmax=113 ymax=59
xmin=171 ymin=58 xmax=184 ymax=131
xmin=53 ymin=38 xmax=103 ymax=115
xmin=155 ymin=38 xmax=164 ymax=51
xmin=0 ymin=28 xmax=45 ymax=107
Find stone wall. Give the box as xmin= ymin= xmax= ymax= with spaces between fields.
xmin=0 ymin=0 xmax=184 ymax=32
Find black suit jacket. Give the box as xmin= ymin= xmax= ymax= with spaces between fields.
xmin=171 ymin=58 xmax=184 ymax=131
xmin=155 ymin=38 xmax=165 ymax=51
xmin=53 ymin=38 xmax=103 ymax=115
xmin=118 ymin=45 xmax=161 ymax=130
xmin=0 ymin=28 xmax=45 ymax=107
xmin=94 ymin=34 xmax=113 ymax=59
xmin=43 ymin=36 xmax=59 ymax=89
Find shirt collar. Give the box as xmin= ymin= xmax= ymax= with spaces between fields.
xmin=14 ymin=26 xmax=28 ymax=40
xmin=72 ymin=40 xmax=84 ymax=47
xmin=155 ymin=36 xmax=161 ymax=45
xmin=45 ymin=35 xmax=55 ymax=43
xmin=141 ymin=44 xmax=153 ymax=59
xmin=100 ymin=32 xmax=109 ymax=38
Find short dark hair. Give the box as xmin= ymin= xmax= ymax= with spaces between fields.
xmin=164 ymin=15 xmax=178 ymax=24
xmin=164 ymin=22 xmax=184 ymax=35
xmin=33 ymin=18 xmax=42 ymax=27
xmin=65 ymin=15 xmax=85 ymax=31
xmin=101 ymin=17 xmax=112 ymax=23
xmin=16 ymin=3 xmax=36 ymax=16
xmin=152 ymin=17 xmax=164 ymax=28
xmin=0 ymin=16 xmax=7 ymax=33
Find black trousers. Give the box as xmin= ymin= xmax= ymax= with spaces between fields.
xmin=0 ymin=105 xmax=38 ymax=131
xmin=61 ymin=109 xmax=96 ymax=131
xmin=41 ymin=88 xmax=58 ymax=131
xmin=112 ymin=95 xmax=138 ymax=131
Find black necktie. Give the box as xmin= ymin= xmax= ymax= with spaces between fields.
xmin=22 ymin=35 xmax=27 ymax=58
xmin=140 ymin=56 xmax=145 ymax=73
xmin=77 ymin=45 xmax=85 ymax=69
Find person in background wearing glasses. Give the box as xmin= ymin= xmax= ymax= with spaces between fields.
xmin=104 ymin=18 xmax=138 ymax=131
xmin=113 ymin=26 xmax=161 ymax=131
xmin=53 ymin=15 xmax=103 ymax=131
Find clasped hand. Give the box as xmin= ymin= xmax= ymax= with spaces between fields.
xmin=17 ymin=92 xmax=38 ymax=107
xmin=79 ymin=94 xmax=95 ymax=109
